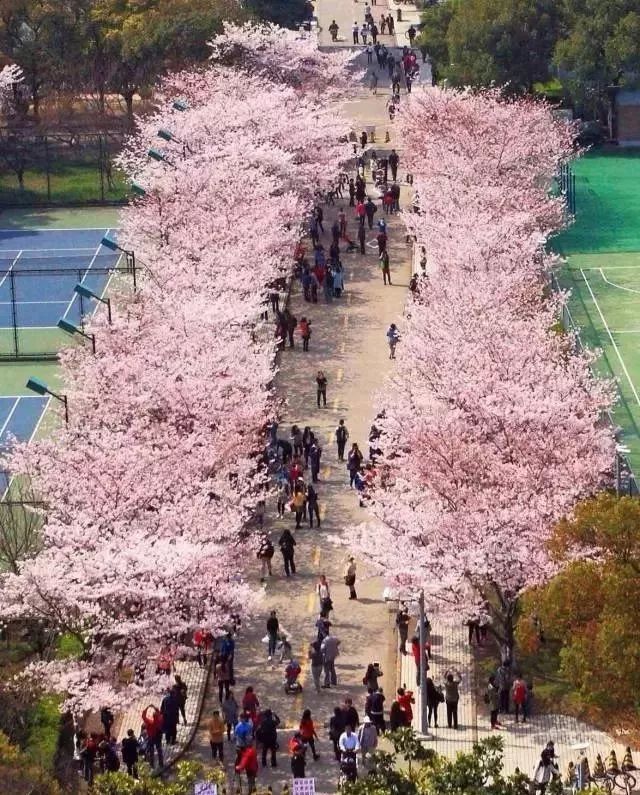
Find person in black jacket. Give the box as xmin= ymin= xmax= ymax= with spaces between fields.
xmin=278 ymin=529 xmax=296 ymax=576
xmin=266 ymin=610 xmax=279 ymax=660
xmin=121 ymin=729 xmax=139 ymax=778
xmin=329 ymin=706 xmax=346 ymax=761
xmin=173 ymin=675 xmax=188 ymax=725
xmin=161 ymin=688 xmax=180 ymax=744
xmin=100 ymin=706 xmax=114 ymax=738
xmin=257 ymin=708 xmax=280 ymax=768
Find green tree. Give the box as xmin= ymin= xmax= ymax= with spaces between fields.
xmin=244 ymin=0 xmax=312 ymax=29
xmin=93 ymin=759 xmax=222 ymax=795
xmin=0 ymin=730 xmax=60 ymax=795
xmin=518 ymin=494 xmax=640 ymax=710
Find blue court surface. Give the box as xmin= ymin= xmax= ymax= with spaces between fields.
xmin=0 ymin=395 xmax=50 ymax=492
xmin=0 ymin=227 xmax=121 ymax=329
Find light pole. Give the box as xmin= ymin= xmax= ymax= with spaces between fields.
xmin=26 ymin=377 xmax=68 ymax=425
xmin=615 ymin=444 xmax=631 ymax=497
xmin=57 ymin=319 xmax=96 ymax=354
xmin=101 ymin=236 xmax=137 ymax=291
xmin=74 ymin=283 xmax=112 ymax=324
xmin=418 ymin=588 xmax=429 ymax=735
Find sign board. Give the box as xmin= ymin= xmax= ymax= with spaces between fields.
xmin=292 ymin=778 xmax=316 ymax=795
xmin=194 ymin=783 xmax=218 ymax=795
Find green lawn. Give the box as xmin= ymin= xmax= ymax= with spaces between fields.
xmin=0 ymin=162 xmax=130 ymax=206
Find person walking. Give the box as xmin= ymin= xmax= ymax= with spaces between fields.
xmin=329 ymin=19 xmax=339 ymax=41
xmin=496 ymin=660 xmax=512 ymax=715
xmin=208 ymin=709 xmax=225 ymax=761
xmin=285 ymin=310 xmax=297 ymax=349
xmin=360 ymin=23 xmax=368 ymax=44
xmin=291 ymin=488 xmax=306 ymax=529
xmin=357 ymin=222 xmax=366 ymax=255
xmin=333 ymin=262 xmax=344 ymax=297
xmin=364 ymin=197 xmax=377 ymax=229
xmin=321 ymin=630 xmax=340 ymax=688
xmin=367 ymin=688 xmax=386 ymax=733
xmin=160 ymin=688 xmax=179 ymax=745
xmin=316 ymin=371 xmax=327 ymax=408
xmin=329 ymin=707 xmax=346 ymax=761
xmin=257 ymin=532 xmax=274 ymax=581
xmin=335 ymin=419 xmax=349 ymax=460
xmin=317 ymin=573 xmax=332 ymax=616
xmin=215 ymin=655 xmax=233 ymax=701
xmin=380 ymin=249 xmax=391 ymax=284
xmin=376 ymin=227 xmax=387 ymax=254
xmin=173 ymin=674 xmax=188 ymax=726
xmin=307 ymin=484 xmax=321 ymax=528
xmin=426 ymin=677 xmax=442 ymax=727
xmin=396 ymin=603 xmax=410 ymax=654
xmin=121 ymin=729 xmax=139 ymax=778
xmin=278 ymin=528 xmax=296 ymax=576
xmin=512 ymin=676 xmax=528 ymax=723
xmin=348 ymin=179 xmax=356 ymax=207
xmin=221 ymin=691 xmax=238 ymax=740
xmin=387 ymin=323 xmax=400 ymax=358
xmin=257 ymin=709 xmax=280 ymax=768
xmin=388 ymin=149 xmax=399 ymax=181
xmin=309 ymin=439 xmax=322 ymax=482
xmin=387 ymin=14 xmax=394 ymax=34
xmin=338 ymin=208 xmax=347 ymax=238
xmin=357 ymin=716 xmax=378 ymax=768
xmin=444 ymin=670 xmax=461 ymax=729
xmin=309 ymin=639 xmax=324 ymax=693
xmin=299 ymin=709 xmax=320 ymax=760
xmin=347 ymin=443 xmax=363 ymax=487
xmin=485 ymin=675 xmax=501 ymax=729
xmin=235 ymin=744 xmax=259 ymax=794
xmin=141 ymin=706 xmax=164 ymax=768
xmin=276 ymin=478 xmax=290 ymax=518
xmin=266 ymin=610 xmax=279 ymax=660
xmin=366 ymin=44 xmax=373 ymax=65
xmin=289 ymin=732 xmax=307 ymax=778
xmin=352 ymin=21 xmax=359 ymax=44
xmin=369 ymin=70 xmax=378 ymax=94
xmin=299 ymin=316 xmax=311 ymax=351
xmin=344 ymin=556 xmax=357 ymax=600
xmin=370 ymin=23 xmax=378 ymax=44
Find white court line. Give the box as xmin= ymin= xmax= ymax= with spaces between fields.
xmin=0 ymin=395 xmax=51 ymax=500
xmin=0 ymin=398 xmax=20 ymax=440
xmin=609 ymin=330 xmax=640 ymax=334
xmin=580 ymin=268 xmax=640 ymax=406
xmin=0 ymin=324 xmax=65 ymax=330
xmin=0 ymin=250 xmax=22 ymax=289
xmin=0 ymin=395 xmax=52 ymax=399
xmin=61 ymin=229 xmax=109 ymax=321
xmin=577 ymin=265 xmax=640 ymax=270
xmin=600 ymin=268 xmax=640 ymax=295
xmin=0 ymin=227 xmax=118 ymax=232
xmin=0 ymin=247 xmax=99 ymax=254
xmin=0 ymin=300 xmax=68 ymax=305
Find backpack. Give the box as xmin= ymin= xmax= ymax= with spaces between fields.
xmin=337 ymin=426 xmax=348 ymax=443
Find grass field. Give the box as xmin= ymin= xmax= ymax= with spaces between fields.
xmin=553 ymin=150 xmax=640 ymax=479
xmin=0 ymin=162 xmax=129 ymax=206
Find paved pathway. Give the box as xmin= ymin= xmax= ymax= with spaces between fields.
xmin=185 ymin=69 xmax=413 ymax=792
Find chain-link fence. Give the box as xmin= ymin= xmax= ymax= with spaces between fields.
xmin=0 ymin=257 xmax=136 ymax=360
xmin=0 ymin=128 xmax=130 ymax=207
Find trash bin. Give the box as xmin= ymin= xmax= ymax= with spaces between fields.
xmin=397 ymin=8 xmax=402 ymax=21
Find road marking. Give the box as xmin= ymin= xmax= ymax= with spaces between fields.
xmin=321 ymin=466 xmax=331 ymax=479
xmin=313 ymin=545 xmax=321 ymax=566
xmin=307 ymin=590 xmax=315 ymax=613
xmin=332 ymin=398 xmax=338 ymax=412
xmin=337 ymin=368 xmax=343 ymax=382
xmin=581 ymin=269 xmax=640 ymax=405
xmin=340 ymin=341 xmax=346 ymax=353
xmin=343 ymin=314 xmax=349 ymax=328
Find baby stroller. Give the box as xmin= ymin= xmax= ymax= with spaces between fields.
xmin=283 ymin=659 xmax=302 ymax=694
xmin=339 ymin=750 xmax=358 ymax=787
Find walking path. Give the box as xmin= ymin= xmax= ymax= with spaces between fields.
xmin=119 ymin=7 xmax=639 ymax=791
xmin=186 ymin=60 xmax=413 ymax=793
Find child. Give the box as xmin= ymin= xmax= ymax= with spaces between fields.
xmin=277 ymin=633 xmax=293 ymax=663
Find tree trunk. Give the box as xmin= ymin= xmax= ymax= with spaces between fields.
xmin=123 ymin=91 xmax=135 ymax=125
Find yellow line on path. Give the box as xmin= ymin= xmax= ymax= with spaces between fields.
xmin=337 ymin=368 xmax=343 ymax=382
xmin=322 ymin=466 xmax=331 ymax=479
xmin=340 ymin=341 xmax=346 ymax=354
xmin=343 ymin=314 xmax=349 ymax=328
xmin=332 ymin=398 xmax=338 ymax=413
xmin=313 ymin=545 xmax=321 ymax=567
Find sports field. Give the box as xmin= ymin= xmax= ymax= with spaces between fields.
xmin=553 ymin=150 xmax=640 ymax=478
xmin=0 ymin=207 xmax=120 ymax=491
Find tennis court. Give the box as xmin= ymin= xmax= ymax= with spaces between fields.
xmin=553 ymin=150 xmax=640 ymax=477
xmin=0 ymin=395 xmax=50 ymax=492
xmin=0 ymin=226 xmax=122 ymax=359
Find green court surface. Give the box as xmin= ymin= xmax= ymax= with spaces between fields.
xmin=553 ymin=150 xmax=640 ymax=478
xmin=0 ymin=206 xmax=120 ymax=439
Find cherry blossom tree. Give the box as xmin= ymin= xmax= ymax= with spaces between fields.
xmin=0 ymin=26 xmax=353 ymax=710
xmin=356 ymin=87 xmax=614 ymax=655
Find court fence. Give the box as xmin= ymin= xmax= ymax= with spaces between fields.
xmin=552 ymin=271 xmax=638 ymax=496
xmin=0 ymin=128 xmax=130 ymax=207
xmin=558 ymin=162 xmax=576 ymax=215
xmin=0 ymin=258 xmax=137 ymax=361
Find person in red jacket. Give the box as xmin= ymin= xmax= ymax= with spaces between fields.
xmin=141 ymin=705 xmax=164 ymax=768
xmin=235 ymin=744 xmax=259 ymax=793
xmin=397 ymin=687 xmax=415 ymax=724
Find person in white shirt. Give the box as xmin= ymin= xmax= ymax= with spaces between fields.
xmin=338 ymin=725 xmax=360 ymax=753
